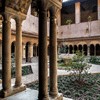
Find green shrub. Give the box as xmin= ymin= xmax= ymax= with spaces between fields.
xmin=89 ymin=56 xmax=100 ymax=64
xmin=65 ymin=51 xmax=91 ymax=83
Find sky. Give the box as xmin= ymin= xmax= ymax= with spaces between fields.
xmin=63 ymin=0 xmax=70 ymax=2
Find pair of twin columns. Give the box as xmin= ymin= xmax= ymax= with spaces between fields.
xmin=1 ymin=3 xmax=61 ymax=100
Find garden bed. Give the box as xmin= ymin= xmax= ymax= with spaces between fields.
xmin=0 ymin=65 xmax=33 ymax=79
xmin=28 ymin=73 xmax=100 ymax=100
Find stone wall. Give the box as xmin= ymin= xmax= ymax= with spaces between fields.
xmin=58 ymin=20 xmax=100 ymax=39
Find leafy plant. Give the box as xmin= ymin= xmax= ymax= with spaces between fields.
xmin=65 ymin=51 xmax=91 ymax=83
xmin=66 ymin=19 xmax=72 ymax=25
xmin=88 ymin=16 xmax=92 ymax=21
xmin=28 ymin=74 xmax=100 ymax=100
xmin=11 ymin=53 xmax=15 ymax=67
xmin=89 ymin=56 xmax=100 ymax=65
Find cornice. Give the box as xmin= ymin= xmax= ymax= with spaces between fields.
xmin=57 ymin=36 xmax=100 ymax=42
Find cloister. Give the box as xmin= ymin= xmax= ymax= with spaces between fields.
xmin=0 ymin=0 xmax=63 ymax=99
xmin=0 ymin=0 xmax=99 ymax=100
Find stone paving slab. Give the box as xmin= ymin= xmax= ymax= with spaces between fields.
xmin=0 ymin=88 xmax=73 ymax=100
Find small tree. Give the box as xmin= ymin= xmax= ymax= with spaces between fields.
xmin=66 ymin=19 xmax=72 ymax=25
xmin=88 ymin=16 xmax=92 ymax=22
xmin=66 ymin=51 xmax=91 ymax=84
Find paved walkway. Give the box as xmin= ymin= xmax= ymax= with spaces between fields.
xmin=0 ymin=88 xmax=73 ymax=100
xmin=0 ymin=57 xmax=100 ymax=100
xmin=14 ymin=62 xmax=100 ymax=85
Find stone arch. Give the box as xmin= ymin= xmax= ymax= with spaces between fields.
xmin=11 ymin=41 xmax=16 ymax=54
xmin=69 ymin=45 xmax=73 ymax=54
xmin=78 ymin=44 xmax=83 ymax=53
xmin=33 ymin=43 xmax=37 ymax=57
xmin=83 ymin=44 xmax=87 ymax=56
xmin=77 ymin=42 xmax=87 ymax=45
xmin=25 ymin=41 xmax=31 ymax=62
xmin=90 ymin=44 xmax=94 ymax=56
xmin=73 ymin=45 xmax=77 ymax=53
xmin=37 ymin=44 xmax=39 ymax=56
xmin=96 ymin=44 xmax=100 ymax=56
xmin=89 ymin=40 xmax=100 ymax=45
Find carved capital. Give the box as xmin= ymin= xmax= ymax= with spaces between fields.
xmin=49 ymin=6 xmax=60 ymax=18
xmin=38 ymin=0 xmax=49 ymax=11
xmin=15 ymin=16 xmax=23 ymax=27
xmin=2 ymin=12 xmax=11 ymax=22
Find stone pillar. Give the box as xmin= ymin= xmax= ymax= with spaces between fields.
xmin=87 ymin=45 xmax=90 ymax=56
xmin=15 ymin=17 xmax=23 ymax=87
xmin=75 ymin=2 xmax=80 ymax=23
xmin=49 ymin=6 xmax=58 ymax=98
xmin=73 ymin=45 xmax=74 ymax=54
xmin=82 ymin=45 xmax=84 ymax=55
xmin=94 ymin=45 xmax=96 ymax=56
xmin=2 ymin=13 xmax=11 ymax=92
xmin=0 ymin=41 xmax=2 ymax=63
xmin=98 ymin=0 xmax=100 ymax=20
xmin=68 ymin=46 xmax=70 ymax=54
xmin=22 ymin=43 xmax=26 ymax=59
xmin=38 ymin=0 xmax=49 ymax=99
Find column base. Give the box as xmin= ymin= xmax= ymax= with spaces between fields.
xmin=49 ymin=93 xmax=63 ymax=100
xmin=0 ymin=84 xmax=26 ymax=98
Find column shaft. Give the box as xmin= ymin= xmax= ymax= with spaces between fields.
xmin=2 ymin=13 xmax=11 ymax=91
xmin=87 ymin=45 xmax=90 ymax=56
xmin=94 ymin=45 xmax=96 ymax=56
xmin=15 ymin=17 xmax=22 ymax=87
xmin=0 ymin=42 xmax=2 ymax=63
xmin=68 ymin=46 xmax=70 ymax=54
xmin=49 ymin=7 xmax=58 ymax=97
xmin=38 ymin=1 xmax=49 ymax=99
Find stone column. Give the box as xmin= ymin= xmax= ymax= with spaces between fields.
xmin=38 ymin=0 xmax=49 ymax=99
xmin=49 ymin=6 xmax=58 ymax=98
xmin=82 ymin=45 xmax=84 ymax=55
xmin=0 ymin=41 xmax=2 ymax=63
xmin=94 ymin=45 xmax=96 ymax=56
xmin=73 ymin=45 xmax=74 ymax=54
xmin=2 ymin=13 xmax=11 ymax=92
xmin=22 ymin=43 xmax=26 ymax=59
xmin=75 ymin=2 xmax=80 ymax=23
xmin=68 ymin=46 xmax=70 ymax=54
xmin=98 ymin=0 xmax=100 ymax=20
xmin=15 ymin=17 xmax=23 ymax=87
xmin=87 ymin=45 xmax=90 ymax=56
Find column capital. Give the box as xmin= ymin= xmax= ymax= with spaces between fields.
xmin=2 ymin=12 xmax=11 ymax=22
xmin=49 ymin=6 xmax=60 ymax=18
xmin=38 ymin=0 xmax=49 ymax=11
xmin=2 ymin=12 xmax=11 ymax=24
xmin=15 ymin=16 xmax=23 ymax=26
